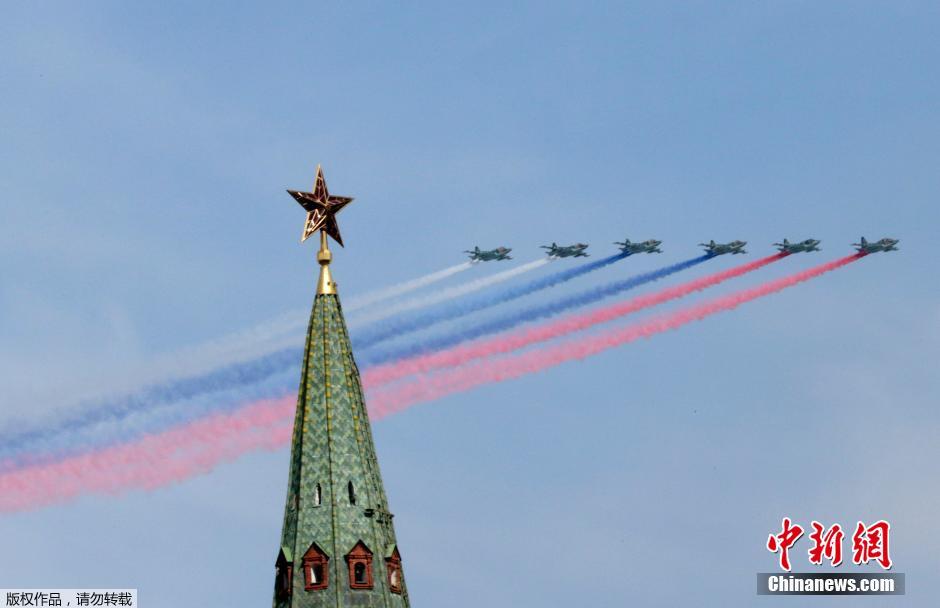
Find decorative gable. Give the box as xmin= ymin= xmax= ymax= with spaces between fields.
xmin=302 ymin=542 xmax=330 ymax=591
xmin=385 ymin=545 xmax=403 ymax=595
xmin=345 ymin=540 xmax=374 ymax=589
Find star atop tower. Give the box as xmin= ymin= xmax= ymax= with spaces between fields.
xmin=287 ymin=165 xmax=354 ymax=295
xmin=287 ymin=165 xmax=354 ymax=246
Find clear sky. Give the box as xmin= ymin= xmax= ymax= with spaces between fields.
xmin=1 ymin=2 xmax=938 ymax=606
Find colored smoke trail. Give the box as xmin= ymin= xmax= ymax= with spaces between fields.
xmin=359 ymin=254 xmax=714 ymax=368
xmin=362 ymin=253 xmax=785 ymax=387
xmin=349 ymin=258 xmax=550 ymax=325
xmin=353 ymin=252 xmax=631 ymax=350
xmin=366 ymin=254 xmax=865 ymax=417
xmin=0 ymin=255 xmax=863 ymax=511
xmin=344 ymin=261 xmax=474 ymax=312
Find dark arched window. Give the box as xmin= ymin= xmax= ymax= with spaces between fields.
xmin=310 ymin=562 xmax=325 ymax=585
xmin=347 ymin=481 xmax=356 ymax=505
xmin=314 ymin=483 xmax=322 ymax=506
xmin=354 ymin=562 xmax=366 ymax=585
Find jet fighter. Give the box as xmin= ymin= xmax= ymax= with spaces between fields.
xmin=773 ymin=238 xmax=821 ymax=254
xmin=541 ymin=242 xmax=590 ymax=258
xmin=853 ymin=236 xmax=899 ymax=254
xmin=464 ymin=246 xmax=512 ymax=262
xmin=614 ymin=238 xmax=663 ymax=255
xmin=699 ymin=240 xmax=747 ymax=256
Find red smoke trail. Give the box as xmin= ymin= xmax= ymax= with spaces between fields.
xmin=367 ymin=254 xmax=865 ymax=418
xmin=0 ymin=395 xmax=294 ymax=512
xmin=362 ymin=253 xmax=789 ymax=388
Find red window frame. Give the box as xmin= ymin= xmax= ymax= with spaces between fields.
xmin=302 ymin=543 xmax=330 ymax=591
xmin=345 ymin=541 xmax=374 ymax=590
xmin=386 ymin=549 xmax=403 ymax=594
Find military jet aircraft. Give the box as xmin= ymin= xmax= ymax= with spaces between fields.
xmin=853 ymin=236 xmax=899 ymax=254
xmin=699 ymin=240 xmax=747 ymax=256
xmin=464 ymin=246 xmax=512 ymax=262
xmin=614 ymin=238 xmax=663 ymax=255
xmin=541 ymin=242 xmax=590 ymax=258
xmin=773 ymin=238 xmax=821 ymax=254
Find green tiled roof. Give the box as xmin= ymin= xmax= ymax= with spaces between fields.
xmin=274 ymin=293 xmax=409 ymax=608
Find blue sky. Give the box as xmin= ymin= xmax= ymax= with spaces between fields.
xmin=1 ymin=2 xmax=938 ymax=606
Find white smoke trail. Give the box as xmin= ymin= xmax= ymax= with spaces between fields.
xmin=349 ymin=258 xmax=551 ymax=325
xmin=344 ymin=261 xmax=474 ymax=312
xmin=144 ymin=262 xmax=477 ymax=378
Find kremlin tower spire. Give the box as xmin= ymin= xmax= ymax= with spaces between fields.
xmin=275 ymin=166 xmax=409 ymax=607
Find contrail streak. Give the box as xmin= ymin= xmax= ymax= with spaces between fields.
xmin=353 ymin=252 xmax=630 ymax=350
xmin=358 ymin=254 xmax=713 ymax=368
xmin=344 ymin=261 xmax=474 ymax=312
xmin=362 ymin=253 xmax=785 ymax=387
xmin=366 ymin=253 xmax=865 ymax=418
xmin=349 ymin=259 xmax=549 ymax=325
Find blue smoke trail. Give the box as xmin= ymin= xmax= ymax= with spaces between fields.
xmin=352 ymin=252 xmax=631 ymax=350
xmin=359 ymin=255 xmax=713 ymax=367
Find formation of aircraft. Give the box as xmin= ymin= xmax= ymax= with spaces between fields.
xmin=464 ymin=246 xmax=512 ymax=262
xmin=699 ymin=240 xmax=747 ymax=256
xmin=462 ymin=237 xmax=900 ymax=258
xmin=614 ymin=238 xmax=663 ymax=255
xmin=541 ymin=242 xmax=590 ymax=258
xmin=774 ymin=238 xmax=821 ymax=254
xmin=853 ymin=237 xmax=900 ymax=254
